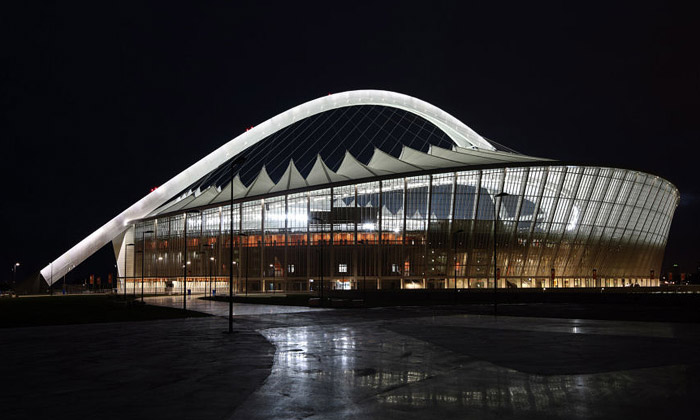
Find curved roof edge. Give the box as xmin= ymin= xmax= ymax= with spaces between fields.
xmin=39 ymin=89 xmax=495 ymax=284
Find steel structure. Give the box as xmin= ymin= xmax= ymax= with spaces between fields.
xmin=40 ymin=90 xmax=679 ymax=291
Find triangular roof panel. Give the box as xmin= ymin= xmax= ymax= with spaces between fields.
xmin=210 ymin=174 xmax=249 ymax=205
xmin=271 ymin=160 xmax=308 ymax=193
xmin=429 ymin=145 xmax=503 ymax=165
xmin=367 ymin=148 xmax=419 ymax=173
xmin=336 ymin=151 xmax=392 ymax=179
xmin=306 ymin=155 xmax=348 ymax=186
xmin=245 ymin=166 xmax=275 ymax=197
xmin=399 ymin=145 xmax=462 ymax=169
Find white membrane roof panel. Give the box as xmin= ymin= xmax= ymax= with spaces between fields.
xmin=271 ymin=160 xmax=308 ymax=193
xmin=210 ymin=174 xmax=249 ymax=205
xmin=337 ymin=151 xmax=392 ymax=179
xmin=245 ymin=166 xmax=275 ymax=197
xmin=306 ymin=155 xmax=348 ymax=186
xmin=399 ymin=145 xmax=462 ymax=169
xmin=367 ymin=148 xmax=420 ymax=173
xmin=429 ymin=145 xmax=504 ymax=165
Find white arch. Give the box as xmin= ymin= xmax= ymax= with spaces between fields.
xmin=40 ymin=89 xmax=494 ymax=284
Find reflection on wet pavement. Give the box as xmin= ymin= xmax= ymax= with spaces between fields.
xmin=146 ymin=298 xmax=700 ymax=419
xmin=145 ymin=295 xmax=329 ymax=316
xmin=235 ymin=322 xmax=697 ymax=419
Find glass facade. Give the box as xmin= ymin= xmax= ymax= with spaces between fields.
xmin=124 ymin=165 xmax=678 ymax=294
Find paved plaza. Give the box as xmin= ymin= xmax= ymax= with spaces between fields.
xmin=3 ymin=295 xmax=699 ymax=419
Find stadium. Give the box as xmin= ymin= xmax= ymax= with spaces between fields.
xmin=41 ymin=90 xmax=679 ymax=294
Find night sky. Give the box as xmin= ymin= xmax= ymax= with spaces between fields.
xmin=2 ymin=2 xmax=698 ymax=284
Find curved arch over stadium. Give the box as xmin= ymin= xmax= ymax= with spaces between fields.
xmin=40 ymin=90 xmax=499 ymax=284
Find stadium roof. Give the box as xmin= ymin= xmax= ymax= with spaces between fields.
xmin=40 ymin=89 xmax=550 ymax=284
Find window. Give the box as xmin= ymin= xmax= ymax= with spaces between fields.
xmin=392 ymin=264 xmax=400 ymax=273
xmin=338 ymin=263 xmax=348 ymax=273
xmin=288 ymin=264 xmax=295 ymax=273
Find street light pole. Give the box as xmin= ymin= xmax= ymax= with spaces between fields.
xmin=157 ymin=256 xmax=163 ymax=295
xmin=12 ymin=262 xmax=20 ymax=287
xmin=493 ymin=192 xmax=509 ymax=316
xmin=209 ymin=256 xmax=215 ymax=297
xmin=62 ymin=263 xmax=74 ymax=295
xmin=183 ymin=210 xmax=201 ymax=313
xmin=453 ymin=229 xmax=464 ymax=298
xmin=245 ymin=241 xmax=249 ymax=298
xmin=141 ymin=230 xmax=154 ymax=303
xmin=229 ymin=155 xmax=246 ymax=334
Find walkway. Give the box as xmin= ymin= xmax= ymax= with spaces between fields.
xmin=144 ymin=294 xmax=329 ymax=316
xmin=147 ymin=298 xmax=700 ymax=419
xmin=1 ymin=317 xmax=274 ymax=420
xmin=6 ymin=297 xmax=699 ymax=419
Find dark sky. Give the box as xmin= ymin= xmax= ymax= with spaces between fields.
xmin=2 ymin=2 xmax=698 ymax=283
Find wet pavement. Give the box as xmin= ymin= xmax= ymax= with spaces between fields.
xmin=1 ymin=317 xmax=274 ymax=420
xmin=4 ymin=297 xmax=699 ymax=419
xmin=148 ymin=298 xmax=700 ymax=419
xmin=145 ymin=294 xmax=329 ymax=316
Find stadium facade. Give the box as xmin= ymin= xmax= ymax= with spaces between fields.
xmin=41 ymin=90 xmax=679 ymax=293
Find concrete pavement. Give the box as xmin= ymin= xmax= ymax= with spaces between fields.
xmin=3 ymin=296 xmax=699 ymax=419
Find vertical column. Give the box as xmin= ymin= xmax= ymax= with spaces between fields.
xmin=509 ymin=167 xmax=529 ymax=286
xmin=570 ymin=169 xmax=612 ymax=284
xmin=465 ymin=170 xmax=482 ymax=287
xmin=518 ymin=167 xmax=549 ymax=282
xmin=595 ymin=171 xmax=639 ymax=278
xmin=330 ymin=188 xmax=334 ymax=293
xmin=424 ymin=175 xmax=433 ymax=287
xmin=495 ymin=168 xmax=506 ymax=288
xmin=587 ymin=170 xmax=627 ymax=281
xmin=238 ymin=203 xmax=243 ymax=293
xmin=628 ymin=179 xmax=661 ymax=276
xmin=560 ymin=167 xmax=599 ymax=279
xmin=615 ymin=175 xmax=653 ymax=280
xmin=260 ymin=200 xmax=265 ymax=292
xmin=284 ymin=194 xmax=289 ymax=291
xmin=352 ymin=185 xmax=358 ymax=287
xmin=377 ymin=182 xmax=383 ymax=288
xmin=447 ymin=172 xmax=458 ymax=288
xmin=549 ymin=168 xmax=584 ymax=283
xmin=306 ymin=192 xmax=311 ymax=292
xmin=533 ymin=167 xmax=568 ymax=285
xmin=402 ymin=177 xmax=407 ymax=284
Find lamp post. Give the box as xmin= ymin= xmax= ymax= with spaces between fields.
xmin=209 ymin=256 xmax=215 ymax=297
xmin=124 ymin=243 xmax=134 ymax=299
xmin=183 ymin=210 xmax=201 ymax=313
xmin=140 ymin=230 xmax=154 ymax=303
xmin=453 ymin=229 xmax=464 ymax=297
xmin=493 ymin=192 xmax=509 ymax=316
xmin=312 ymin=216 xmax=326 ymax=305
xmin=229 ymin=155 xmax=246 ymax=334
xmin=358 ymin=240 xmax=367 ymax=303
xmin=156 ymin=256 xmax=163 ymax=295
xmin=12 ymin=262 xmax=20 ymax=287
xmin=62 ymin=263 xmax=75 ymax=295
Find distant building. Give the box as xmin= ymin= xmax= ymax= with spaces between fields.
xmin=41 ymin=90 xmax=679 ymax=292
